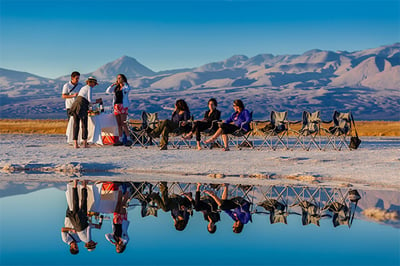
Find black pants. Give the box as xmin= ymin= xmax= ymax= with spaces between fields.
xmin=191 ymin=121 xmax=213 ymax=141
xmin=66 ymin=187 xmax=89 ymax=232
xmin=73 ymin=114 xmax=88 ymax=140
xmin=219 ymin=123 xmax=240 ymax=135
xmin=67 ymin=109 xmax=72 ymax=120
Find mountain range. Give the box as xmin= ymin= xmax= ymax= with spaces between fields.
xmin=0 ymin=43 xmax=399 ymax=120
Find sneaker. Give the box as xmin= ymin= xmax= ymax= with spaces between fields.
xmin=113 ymin=141 xmax=123 ymax=146
xmin=160 ymin=145 xmax=168 ymax=150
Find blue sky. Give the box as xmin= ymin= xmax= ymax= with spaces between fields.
xmin=0 ymin=0 xmax=399 ymax=79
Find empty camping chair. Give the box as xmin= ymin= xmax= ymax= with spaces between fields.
xmin=291 ymin=111 xmax=323 ymax=150
xmin=321 ymin=111 xmax=353 ymax=150
xmin=126 ymin=111 xmax=160 ymax=147
xmin=258 ymin=198 xmax=288 ymax=224
xmin=256 ymin=111 xmax=291 ymax=150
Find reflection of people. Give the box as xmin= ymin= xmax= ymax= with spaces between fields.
xmin=105 ymin=184 xmax=130 ymax=253
xmin=69 ymin=77 xmax=98 ymax=148
xmin=183 ymin=98 xmax=221 ymax=150
xmin=183 ymin=183 xmax=220 ymax=233
xmin=61 ymin=180 xmax=101 ymax=253
xmin=206 ymin=184 xmax=252 ymax=233
xmin=62 ymin=71 xmax=82 ymax=120
xmin=148 ymin=99 xmax=191 ymax=150
xmin=205 ymin=99 xmax=251 ymax=151
xmin=148 ymin=182 xmax=192 ymax=231
xmin=105 ymin=74 xmax=132 ymax=146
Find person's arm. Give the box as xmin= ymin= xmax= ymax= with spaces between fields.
xmin=240 ymin=110 xmax=252 ymax=129
xmin=225 ymin=113 xmax=234 ymax=124
xmin=105 ymin=84 xmax=116 ymax=94
xmin=62 ymin=84 xmax=78 ymax=98
xmin=215 ymin=110 xmax=221 ymax=121
xmin=87 ymin=86 xmax=93 ymax=103
xmin=204 ymin=190 xmax=223 ymax=206
xmin=61 ymin=227 xmax=76 ymax=233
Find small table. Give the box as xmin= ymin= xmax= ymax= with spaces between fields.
xmin=66 ymin=113 xmax=118 ymax=145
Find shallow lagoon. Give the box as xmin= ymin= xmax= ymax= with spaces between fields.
xmin=0 ymin=179 xmax=399 ymax=266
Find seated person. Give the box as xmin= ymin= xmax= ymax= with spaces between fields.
xmin=148 ymin=99 xmax=191 ymax=150
xmin=148 ymin=182 xmax=193 ymax=231
xmin=205 ymin=184 xmax=252 ymax=234
xmin=183 ymin=98 xmax=221 ymax=150
xmin=183 ymin=183 xmax=220 ymax=234
xmin=205 ymin=99 xmax=251 ymax=151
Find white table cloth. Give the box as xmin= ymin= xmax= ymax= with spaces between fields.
xmin=66 ymin=113 xmax=118 ymax=145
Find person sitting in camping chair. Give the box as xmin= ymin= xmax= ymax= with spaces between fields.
xmin=205 ymin=99 xmax=251 ymax=151
xmin=182 ymin=98 xmax=221 ymax=150
xmin=147 ymin=182 xmax=193 ymax=231
xmin=147 ymin=99 xmax=191 ymax=150
xmin=182 ymin=183 xmax=220 ymax=234
xmin=205 ymin=183 xmax=252 ymax=233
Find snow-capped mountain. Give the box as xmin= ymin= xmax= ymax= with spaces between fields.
xmin=0 ymin=43 xmax=399 ymax=120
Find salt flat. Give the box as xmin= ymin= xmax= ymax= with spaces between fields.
xmin=0 ymin=134 xmax=399 ymax=190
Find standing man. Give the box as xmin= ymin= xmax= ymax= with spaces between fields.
xmin=62 ymin=71 xmax=82 ymax=120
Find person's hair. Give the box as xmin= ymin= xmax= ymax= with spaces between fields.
xmin=208 ymin=98 xmax=218 ymax=107
xmin=71 ymin=71 xmax=80 ymax=78
xmin=175 ymin=219 xmax=188 ymax=231
xmin=117 ymin=74 xmax=128 ymax=84
xmin=233 ymin=99 xmax=244 ymax=111
xmin=175 ymin=99 xmax=190 ymax=112
xmin=208 ymin=224 xmax=217 ymax=234
xmin=116 ymin=243 xmax=127 ymax=254
xmin=233 ymin=221 xmax=244 ymax=234
xmin=70 ymin=242 xmax=79 ymax=255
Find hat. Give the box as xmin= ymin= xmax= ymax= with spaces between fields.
xmin=86 ymin=76 xmax=98 ymax=84
xmin=85 ymin=241 xmax=97 ymax=251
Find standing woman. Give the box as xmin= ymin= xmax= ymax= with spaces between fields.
xmin=70 ymin=77 xmax=98 ymax=149
xmin=106 ymin=74 xmax=132 ymax=146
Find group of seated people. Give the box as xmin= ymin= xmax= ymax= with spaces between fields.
xmin=147 ymin=98 xmax=252 ymax=151
xmin=145 ymin=182 xmax=252 ymax=233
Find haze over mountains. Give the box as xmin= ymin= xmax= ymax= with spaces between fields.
xmin=0 ymin=43 xmax=399 ymax=120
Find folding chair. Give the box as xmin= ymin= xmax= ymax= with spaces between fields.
xmin=126 ymin=111 xmax=160 ymax=147
xmin=228 ymin=111 xmax=254 ymax=149
xmin=291 ymin=111 xmax=323 ymax=150
xmin=256 ymin=111 xmax=291 ymax=150
xmin=200 ymin=120 xmax=224 ymax=149
xmin=169 ymin=117 xmax=194 ymax=149
xmin=321 ymin=111 xmax=353 ymax=150
xmin=256 ymin=185 xmax=290 ymax=224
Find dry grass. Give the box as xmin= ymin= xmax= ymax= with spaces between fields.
xmin=0 ymin=119 xmax=399 ymax=136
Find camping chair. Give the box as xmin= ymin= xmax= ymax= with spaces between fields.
xmin=169 ymin=116 xmax=194 ymax=149
xmin=321 ymin=111 xmax=353 ymax=150
xmin=126 ymin=111 xmax=160 ymax=147
xmin=228 ymin=111 xmax=254 ymax=149
xmin=256 ymin=185 xmax=290 ymax=224
xmin=256 ymin=111 xmax=293 ymax=150
xmin=291 ymin=111 xmax=323 ymax=150
xmin=200 ymin=120 xmax=224 ymax=149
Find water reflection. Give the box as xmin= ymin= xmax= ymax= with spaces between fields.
xmin=60 ymin=180 xmax=364 ymax=255
xmin=0 ymin=179 xmax=399 ymax=265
